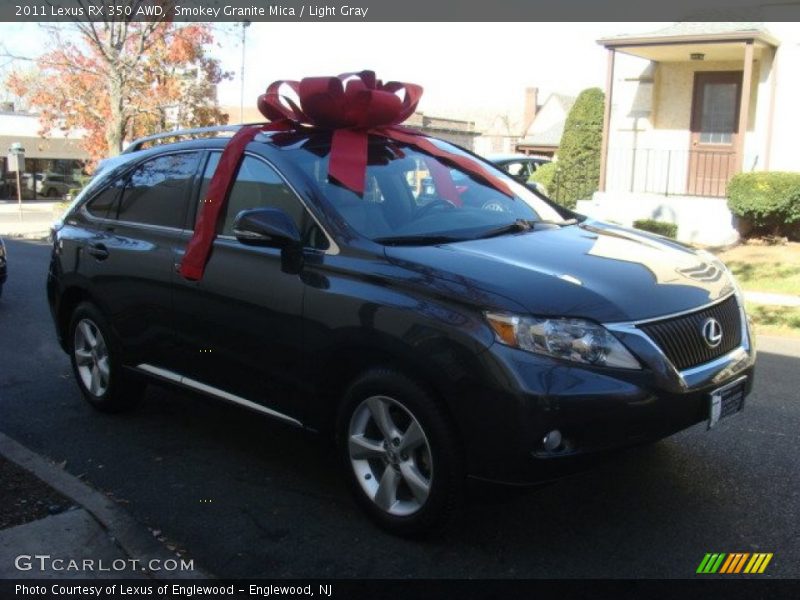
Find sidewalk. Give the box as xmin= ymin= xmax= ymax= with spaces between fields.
xmin=742 ymin=290 xmax=800 ymax=307
xmin=0 ymin=433 xmax=209 ymax=579
xmin=0 ymin=200 xmax=62 ymax=239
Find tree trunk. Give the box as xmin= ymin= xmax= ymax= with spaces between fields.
xmin=105 ymin=75 xmax=126 ymax=156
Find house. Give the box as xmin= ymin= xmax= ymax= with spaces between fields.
xmin=472 ymin=87 xmax=539 ymax=156
xmin=404 ymin=112 xmax=480 ymax=150
xmin=577 ymin=22 xmax=800 ymax=246
xmin=515 ymin=91 xmax=576 ymax=158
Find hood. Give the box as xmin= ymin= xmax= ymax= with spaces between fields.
xmin=384 ymin=221 xmax=736 ymax=323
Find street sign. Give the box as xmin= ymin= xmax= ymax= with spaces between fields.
xmin=7 ymin=142 xmax=25 ymax=172
xmin=6 ymin=152 xmax=25 ymax=173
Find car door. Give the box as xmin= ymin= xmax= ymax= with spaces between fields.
xmin=77 ymin=150 xmax=202 ymax=370
xmin=170 ymin=150 xmax=319 ymax=422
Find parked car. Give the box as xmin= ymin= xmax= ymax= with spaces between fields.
xmin=0 ymin=236 xmax=6 ymax=298
xmin=34 ymin=172 xmax=74 ymax=198
xmin=47 ymin=128 xmax=755 ymax=536
xmin=487 ymin=153 xmax=551 ymax=184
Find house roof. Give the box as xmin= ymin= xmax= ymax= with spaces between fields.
xmin=549 ymin=93 xmax=576 ymax=112
xmin=517 ymin=93 xmax=576 ymax=148
xmin=598 ymin=22 xmax=779 ymax=48
xmin=518 ymin=120 xmax=567 ymax=149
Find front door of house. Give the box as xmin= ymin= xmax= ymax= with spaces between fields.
xmin=688 ymin=71 xmax=742 ymax=197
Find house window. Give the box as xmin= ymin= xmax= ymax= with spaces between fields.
xmin=699 ymin=82 xmax=738 ymax=145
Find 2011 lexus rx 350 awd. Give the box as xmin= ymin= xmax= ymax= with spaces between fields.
xmin=47 ymin=129 xmax=755 ymax=536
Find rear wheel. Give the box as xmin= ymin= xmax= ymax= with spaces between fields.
xmin=46 ymin=188 xmax=59 ymax=198
xmin=338 ymin=368 xmax=463 ymax=537
xmin=68 ymin=302 xmax=143 ymax=413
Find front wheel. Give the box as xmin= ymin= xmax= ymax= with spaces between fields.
xmin=338 ymin=368 xmax=463 ymax=537
xmin=68 ymin=302 xmax=143 ymax=413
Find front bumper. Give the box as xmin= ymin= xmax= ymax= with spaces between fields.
xmin=457 ymin=302 xmax=756 ymax=485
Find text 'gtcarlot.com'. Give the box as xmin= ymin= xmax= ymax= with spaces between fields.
xmin=14 ymin=554 xmax=194 ymax=572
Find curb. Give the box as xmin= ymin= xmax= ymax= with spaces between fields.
xmin=0 ymin=432 xmax=213 ymax=579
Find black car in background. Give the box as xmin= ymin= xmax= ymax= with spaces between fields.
xmin=488 ymin=153 xmax=551 ymax=183
xmin=0 ymin=236 xmax=6 ymax=298
xmin=47 ymin=128 xmax=755 ymax=536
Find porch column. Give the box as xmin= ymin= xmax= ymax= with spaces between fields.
xmin=735 ymin=40 xmax=755 ymax=173
xmin=598 ymin=47 xmax=615 ymax=192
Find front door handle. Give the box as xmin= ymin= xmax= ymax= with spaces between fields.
xmin=86 ymin=243 xmax=109 ymax=260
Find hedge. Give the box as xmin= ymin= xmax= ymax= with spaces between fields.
xmin=549 ymin=88 xmax=604 ymax=209
xmin=727 ymin=171 xmax=800 ymax=238
xmin=633 ymin=219 xmax=678 ymax=239
xmin=529 ymin=161 xmax=558 ymax=195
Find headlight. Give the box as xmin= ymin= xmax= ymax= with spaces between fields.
xmin=485 ymin=312 xmax=641 ymax=369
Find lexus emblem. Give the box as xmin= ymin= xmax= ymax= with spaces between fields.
xmin=701 ymin=318 xmax=723 ymax=348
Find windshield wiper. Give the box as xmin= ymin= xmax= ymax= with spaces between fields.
xmin=475 ymin=218 xmax=578 ymax=240
xmin=374 ymin=234 xmax=466 ymax=246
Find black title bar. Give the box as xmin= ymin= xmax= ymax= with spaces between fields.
xmin=3 ymin=0 xmax=800 ymax=22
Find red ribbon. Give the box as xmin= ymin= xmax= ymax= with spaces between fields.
xmin=180 ymin=71 xmax=514 ymax=281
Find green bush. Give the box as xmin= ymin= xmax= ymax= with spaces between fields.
xmin=633 ymin=219 xmax=678 ymax=239
xmin=529 ymin=161 xmax=558 ymax=195
xmin=550 ymin=88 xmax=604 ymax=209
xmin=727 ymin=172 xmax=800 ymax=239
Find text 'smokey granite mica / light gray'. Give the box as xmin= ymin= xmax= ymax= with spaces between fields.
xmin=5 ymin=0 xmax=800 ymax=22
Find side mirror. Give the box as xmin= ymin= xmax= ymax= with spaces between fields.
xmin=233 ymin=208 xmax=301 ymax=248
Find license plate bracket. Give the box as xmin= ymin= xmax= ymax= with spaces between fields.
xmin=708 ymin=376 xmax=747 ymax=429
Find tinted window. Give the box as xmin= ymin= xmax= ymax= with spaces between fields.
xmin=85 ymin=178 xmax=124 ymax=219
xmin=199 ymin=153 xmax=307 ymax=236
xmin=116 ymin=152 xmax=200 ymax=228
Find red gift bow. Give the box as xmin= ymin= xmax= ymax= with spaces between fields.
xmin=180 ymin=70 xmax=514 ymax=281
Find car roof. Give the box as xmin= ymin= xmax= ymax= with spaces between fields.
xmin=486 ymin=153 xmax=551 ymax=163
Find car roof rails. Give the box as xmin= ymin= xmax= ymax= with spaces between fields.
xmin=122 ymin=123 xmax=266 ymax=154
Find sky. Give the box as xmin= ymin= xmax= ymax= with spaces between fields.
xmin=0 ymin=21 xmax=665 ymax=125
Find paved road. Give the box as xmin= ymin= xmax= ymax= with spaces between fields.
xmin=1 ymin=238 xmax=798 ymax=578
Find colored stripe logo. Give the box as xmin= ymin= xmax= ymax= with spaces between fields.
xmin=697 ymin=553 xmax=773 ymax=574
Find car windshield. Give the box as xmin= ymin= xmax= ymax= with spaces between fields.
xmin=278 ymin=134 xmax=566 ymax=244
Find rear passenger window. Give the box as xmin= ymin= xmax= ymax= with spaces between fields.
xmin=116 ymin=152 xmax=200 ymax=228
xmin=199 ymin=153 xmax=307 ymax=237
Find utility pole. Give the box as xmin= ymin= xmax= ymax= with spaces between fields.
xmin=240 ymin=21 xmax=251 ymax=124
xmin=7 ymin=143 xmax=25 ymax=221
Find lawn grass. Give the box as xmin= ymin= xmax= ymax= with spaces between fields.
xmin=745 ymin=302 xmax=800 ymax=339
xmin=717 ymin=242 xmax=800 ymax=296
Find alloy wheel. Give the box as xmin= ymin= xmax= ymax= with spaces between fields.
xmin=73 ymin=318 xmax=110 ymax=397
xmin=348 ymin=395 xmax=434 ymax=516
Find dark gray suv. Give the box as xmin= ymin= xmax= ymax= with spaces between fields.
xmin=48 ymin=127 xmax=755 ymax=536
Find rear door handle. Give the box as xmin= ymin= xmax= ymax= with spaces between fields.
xmin=86 ymin=243 xmax=109 ymax=260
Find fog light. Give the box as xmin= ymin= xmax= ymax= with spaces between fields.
xmin=542 ymin=430 xmax=562 ymax=451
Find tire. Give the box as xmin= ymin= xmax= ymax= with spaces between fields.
xmin=47 ymin=188 xmax=59 ymax=198
xmin=68 ymin=302 xmax=144 ymax=413
xmin=337 ymin=368 xmax=464 ymax=537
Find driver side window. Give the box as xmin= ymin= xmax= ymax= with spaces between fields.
xmin=198 ymin=153 xmax=327 ymax=249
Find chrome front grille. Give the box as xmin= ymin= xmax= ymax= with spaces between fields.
xmin=638 ymin=295 xmax=743 ymax=371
